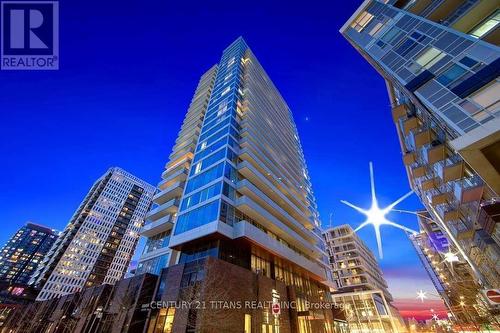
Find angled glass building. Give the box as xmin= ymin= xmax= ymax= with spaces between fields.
xmin=141 ymin=37 xmax=345 ymax=333
xmin=341 ymin=0 xmax=499 ymax=324
xmin=33 ymin=167 xmax=155 ymax=301
xmin=0 ymin=222 xmax=57 ymax=285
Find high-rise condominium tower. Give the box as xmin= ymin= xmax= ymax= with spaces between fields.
xmin=0 ymin=223 xmax=57 ymax=285
xmin=341 ymin=0 xmax=499 ymax=323
xmin=323 ymin=225 xmax=406 ymax=333
xmin=33 ymin=167 xmax=155 ymax=301
xmin=136 ymin=65 xmax=218 ymax=275
xmin=141 ymin=38 xmax=345 ymax=333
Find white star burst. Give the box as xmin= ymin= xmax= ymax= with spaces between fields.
xmin=417 ymin=290 xmax=428 ymax=302
xmin=443 ymin=250 xmax=459 ymax=263
xmin=341 ymin=162 xmax=417 ymax=259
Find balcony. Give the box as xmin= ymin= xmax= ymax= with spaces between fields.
xmin=406 ymin=0 xmax=432 ymax=15
xmin=403 ymin=117 xmax=419 ymax=135
xmin=421 ymin=178 xmax=438 ymax=191
xmin=237 ymin=157 xmax=311 ymax=226
xmin=447 ymin=220 xmax=474 ymax=241
xmin=423 ymin=144 xmax=445 ymax=165
xmin=403 ymin=152 xmax=416 ymax=165
xmin=412 ymin=165 xmax=426 ymax=178
xmin=154 ymin=182 xmax=184 ymax=205
xmin=140 ymin=214 xmax=173 ymax=237
xmin=392 ymin=104 xmax=408 ymax=122
xmin=234 ymin=195 xmax=318 ymax=256
xmin=165 ymin=152 xmax=193 ymax=173
xmin=237 ymin=179 xmax=311 ymax=235
xmin=146 ymin=198 xmax=179 ymax=221
xmin=477 ymin=200 xmax=500 ymax=235
xmin=436 ymin=204 xmax=460 ymax=222
xmin=428 ymin=192 xmax=450 ymax=206
xmin=454 ymin=175 xmax=484 ymax=204
xmin=159 ymin=168 xmax=188 ymax=189
xmin=413 ymin=129 xmax=433 ymax=148
xmin=169 ymin=146 xmax=195 ymax=162
xmin=434 ymin=157 xmax=464 ymax=183
xmin=426 ymin=0 xmax=466 ymax=23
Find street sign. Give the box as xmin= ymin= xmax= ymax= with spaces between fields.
xmin=481 ymin=289 xmax=500 ymax=307
xmin=272 ymin=303 xmax=281 ymax=316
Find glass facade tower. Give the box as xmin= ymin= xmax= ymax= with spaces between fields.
xmin=141 ymin=38 xmax=345 ymax=333
xmin=0 ymin=223 xmax=57 ymax=285
xmin=169 ymin=37 xmax=330 ymax=282
xmin=33 ymin=167 xmax=155 ymax=301
xmin=342 ymin=0 xmax=499 ymax=324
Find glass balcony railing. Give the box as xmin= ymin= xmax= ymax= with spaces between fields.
xmin=453 ymin=174 xmax=484 ymax=204
xmin=433 ymin=155 xmax=463 ymax=182
xmin=421 ymin=143 xmax=445 ymax=165
xmin=435 ymin=204 xmax=459 ymax=222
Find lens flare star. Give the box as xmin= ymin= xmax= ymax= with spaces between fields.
xmin=341 ymin=162 xmax=417 ymax=258
xmin=417 ymin=290 xmax=428 ymax=302
xmin=443 ymin=250 xmax=459 ymax=263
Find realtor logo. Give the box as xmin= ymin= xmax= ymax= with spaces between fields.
xmin=1 ymin=1 xmax=58 ymax=70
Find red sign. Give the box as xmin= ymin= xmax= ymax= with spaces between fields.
xmin=485 ymin=290 xmax=500 ymax=304
xmin=272 ymin=303 xmax=281 ymax=315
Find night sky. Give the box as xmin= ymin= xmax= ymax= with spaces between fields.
xmin=0 ymin=0 xmax=446 ymax=319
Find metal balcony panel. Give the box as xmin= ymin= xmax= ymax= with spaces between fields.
xmin=146 ymin=198 xmax=180 ymax=221
xmin=235 ymin=195 xmax=320 ymax=258
xmin=153 ymin=182 xmax=184 ymax=205
xmin=140 ymin=214 xmax=174 ymax=237
xmin=238 ymin=160 xmax=312 ymax=228
xmin=237 ymin=179 xmax=314 ymax=240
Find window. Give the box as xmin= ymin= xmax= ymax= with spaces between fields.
xmin=180 ymin=183 xmax=222 ymax=211
xmin=469 ymin=10 xmax=500 ymax=38
xmin=220 ymin=86 xmax=230 ymax=97
xmin=436 ymin=64 xmax=468 ymax=86
xmin=174 ymin=201 xmax=219 ymax=235
xmin=350 ymin=11 xmax=374 ymax=32
xmin=184 ymin=163 xmax=224 ymax=194
xmin=190 ymin=147 xmax=227 ymax=176
xmin=245 ymin=314 xmax=252 ymax=333
xmin=193 ymin=162 xmax=202 ymax=175
xmin=469 ymin=81 xmax=500 ymax=113
xmin=368 ymin=22 xmax=384 ymax=37
xmin=415 ymin=47 xmax=445 ymax=69
xmin=459 ymin=56 xmax=478 ymax=68
xmin=380 ymin=27 xmax=400 ymax=44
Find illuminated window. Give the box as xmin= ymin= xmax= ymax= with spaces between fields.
xmin=470 ymin=81 xmax=500 ymax=112
xmin=221 ymin=86 xmax=230 ymax=97
xmin=350 ymin=11 xmax=374 ymax=32
xmin=412 ymin=47 xmax=446 ymax=72
xmin=244 ymin=314 xmax=252 ymax=333
xmin=369 ymin=22 xmax=384 ymax=37
xmin=469 ymin=10 xmax=500 ymax=38
xmin=194 ymin=162 xmax=202 ymax=175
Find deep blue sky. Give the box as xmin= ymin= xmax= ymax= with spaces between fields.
xmin=0 ymin=0 xmax=441 ymax=309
